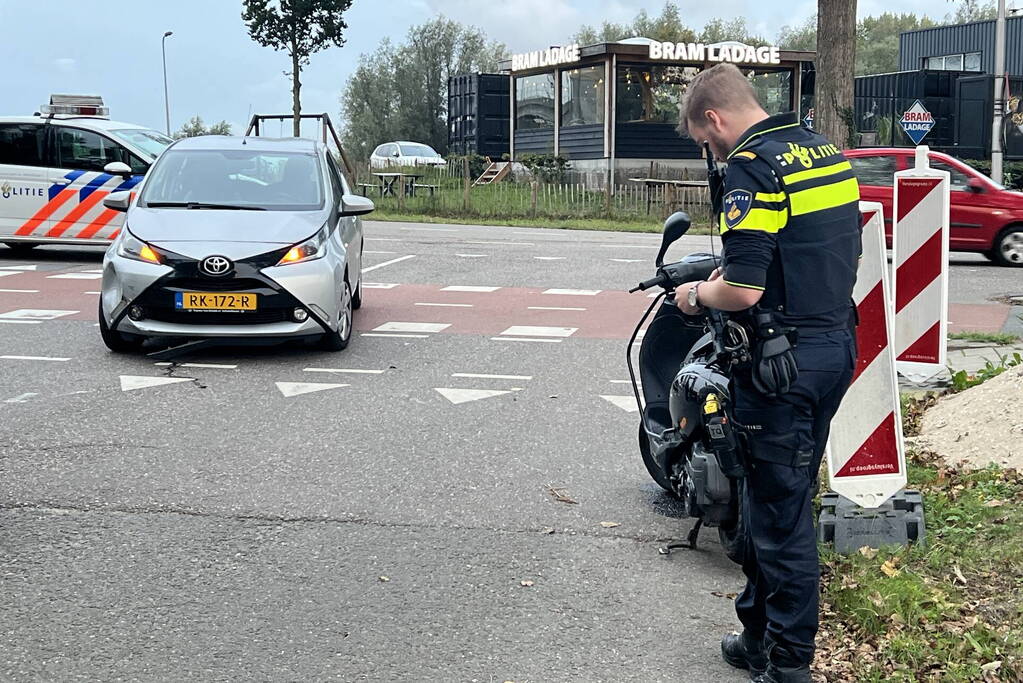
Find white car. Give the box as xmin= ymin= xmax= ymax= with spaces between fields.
xmin=369 ymin=141 xmax=447 ymax=169
xmin=0 ymin=94 xmax=173 ymax=252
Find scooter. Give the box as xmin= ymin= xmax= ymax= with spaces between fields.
xmin=627 ymin=212 xmax=751 ymax=564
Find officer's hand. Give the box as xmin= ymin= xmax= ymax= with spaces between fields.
xmin=675 ymin=281 xmax=703 ymax=315
xmin=708 ymin=267 xmax=722 ymax=282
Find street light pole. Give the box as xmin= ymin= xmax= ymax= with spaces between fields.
xmin=162 ymin=31 xmax=174 ymax=136
xmin=991 ymin=0 xmax=1006 ymax=184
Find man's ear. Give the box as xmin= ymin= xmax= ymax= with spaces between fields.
xmin=704 ymin=109 xmax=723 ymax=132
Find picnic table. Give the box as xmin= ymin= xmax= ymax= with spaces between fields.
xmin=368 ymin=172 xmax=423 ymax=197
xmin=627 ymin=177 xmax=710 ymax=215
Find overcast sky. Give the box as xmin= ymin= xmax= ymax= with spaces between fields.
xmin=0 ymin=0 xmax=1004 ymax=136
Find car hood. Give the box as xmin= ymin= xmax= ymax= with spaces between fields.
xmin=127 ymin=207 xmax=326 ymax=247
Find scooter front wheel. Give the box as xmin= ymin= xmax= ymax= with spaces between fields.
xmin=639 ymin=423 xmax=676 ymax=494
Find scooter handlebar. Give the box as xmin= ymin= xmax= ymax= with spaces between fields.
xmin=629 ymin=273 xmax=669 ymax=293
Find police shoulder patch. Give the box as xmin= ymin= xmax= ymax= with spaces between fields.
xmin=733 ymin=150 xmax=757 ymax=160
xmin=722 ymin=189 xmax=753 ymax=229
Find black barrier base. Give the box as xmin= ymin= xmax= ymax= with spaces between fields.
xmin=818 ymin=489 xmax=926 ymax=553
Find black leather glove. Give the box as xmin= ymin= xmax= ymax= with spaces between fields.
xmin=750 ymin=312 xmax=798 ymax=398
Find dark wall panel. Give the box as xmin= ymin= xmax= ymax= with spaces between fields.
xmin=558 ymin=124 xmax=604 ymax=159
xmin=899 ymin=18 xmax=1023 ymax=74
xmin=514 ymin=129 xmax=554 ymax=154
xmin=614 ymin=123 xmax=700 ymax=159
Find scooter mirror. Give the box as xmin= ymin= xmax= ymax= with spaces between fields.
xmin=655 ymin=211 xmax=691 ymax=267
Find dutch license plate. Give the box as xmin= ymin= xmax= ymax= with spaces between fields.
xmin=174 ymin=292 xmax=257 ymax=311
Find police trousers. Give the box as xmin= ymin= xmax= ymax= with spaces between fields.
xmin=731 ymin=328 xmax=856 ymax=666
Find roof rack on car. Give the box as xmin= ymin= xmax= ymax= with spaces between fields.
xmin=39 ymin=94 xmax=109 ymax=118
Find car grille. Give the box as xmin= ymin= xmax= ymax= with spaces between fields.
xmin=161 ymin=277 xmax=272 ymax=293
xmin=145 ymin=309 xmax=291 ymax=325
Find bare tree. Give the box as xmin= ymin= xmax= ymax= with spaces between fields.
xmin=816 ymin=0 xmax=858 ymax=148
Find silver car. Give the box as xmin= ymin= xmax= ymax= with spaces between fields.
xmin=98 ymin=135 xmax=372 ymax=352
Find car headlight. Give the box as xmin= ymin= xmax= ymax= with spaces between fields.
xmin=117 ymin=229 xmax=162 ymax=264
xmin=277 ymin=225 xmax=328 ymax=266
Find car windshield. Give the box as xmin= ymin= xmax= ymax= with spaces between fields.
xmin=399 ymin=143 xmax=440 ymax=157
xmin=109 ymin=129 xmax=173 ymax=159
xmin=140 ymin=149 xmax=324 ymax=211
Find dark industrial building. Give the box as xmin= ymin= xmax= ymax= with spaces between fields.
xmin=899 ymin=16 xmax=1023 ymax=74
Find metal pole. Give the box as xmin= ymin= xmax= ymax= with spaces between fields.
xmin=991 ymin=0 xmax=1006 ymax=184
xmin=162 ymin=31 xmax=174 ymax=136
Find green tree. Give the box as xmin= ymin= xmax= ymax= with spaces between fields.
xmin=242 ymin=0 xmax=352 ymax=137
xmin=574 ymin=2 xmax=695 ymax=44
xmin=340 ymin=18 xmax=504 ymax=160
xmin=174 ymin=115 xmax=233 ymax=139
xmin=698 ymin=17 xmax=767 ymax=46
xmin=777 ymin=15 xmax=818 ymax=51
xmin=945 ymin=0 xmax=998 ymax=23
xmin=857 ymin=13 xmax=937 ymax=75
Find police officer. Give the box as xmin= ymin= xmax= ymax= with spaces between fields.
xmin=675 ymin=64 xmax=861 ymax=683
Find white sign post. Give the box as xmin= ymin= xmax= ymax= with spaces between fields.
xmin=892 ymin=146 xmax=951 ymax=384
xmin=826 ymin=203 xmax=907 ymax=508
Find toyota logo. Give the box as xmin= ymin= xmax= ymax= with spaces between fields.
xmin=200 ymin=255 xmax=232 ymax=276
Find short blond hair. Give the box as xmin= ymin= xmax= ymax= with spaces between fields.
xmin=678 ymin=63 xmax=761 ymax=137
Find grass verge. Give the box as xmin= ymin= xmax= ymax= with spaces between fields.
xmin=948 ymin=331 xmax=1021 ymax=346
xmin=816 ymin=394 xmax=1023 ymax=682
xmin=369 ymin=210 xmax=714 ymax=234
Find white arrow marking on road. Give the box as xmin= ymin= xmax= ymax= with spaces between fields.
xmin=600 ymin=395 xmax=639 ymax=413
xmin=361 ymin=255 xmax=416 ymax=273
xmin=119 ymin=375 xmax=194 ymax=392
xmin=435 ymin=387 xmax=511 ymax=405
xmin=275 ymin=381 xmax=349 ymax=397
xmin=0 ymin=309 xmax=78 ymax=320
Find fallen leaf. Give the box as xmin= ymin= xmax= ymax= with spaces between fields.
xmin=600 ymin=521 xmax=620 ymax=528
xmin=953 ymin=565 xmax=968 ymax=585
xmin=520 ymin=580 xmax=534 ymax=587
xmin=981 ymin=661 xmax=1002 ymax=673
xmin=540 ymin=527 xmax=555 ymax=535
xmin=881 ymin=559 xmax=901 ymax=577
xmin=858 ymin=546 xmax=879 ymax=559
xmin=378 ymin=576 xmax=390 ymax=582
xmin=711 ymin=591 xmax=738 ymax=599
xmin=545 ymin=484 xmax=578 ymax=505
xmin=983 ymin=499 xmax=1004 ymax=507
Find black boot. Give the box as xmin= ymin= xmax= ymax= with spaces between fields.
xmin=751 ymin=662 xmax=812 ymax=683
xmin=720 ymin=631 xmax=767 ymax=676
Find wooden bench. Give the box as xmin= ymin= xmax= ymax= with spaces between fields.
xmin=413 ymin=183 xmax=439 ymax=197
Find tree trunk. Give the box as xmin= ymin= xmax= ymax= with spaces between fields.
xmin=816 ymin=0 xmax=857 ymax=148
xmin=291 ymin=49 xmax=302 ymax=137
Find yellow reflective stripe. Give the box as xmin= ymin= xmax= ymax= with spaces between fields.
xmin=782 ymin=160 xmax=852 ymax=185
xmin=726 ymin=207 xmax=787 ymax=233
xmin=788 ymin=177 xmax=860 ymax=216
xmin=754 ymin=191 xmax=785 ymax=203
xmin=728 ymin=121 xmax=801 ymax=159
xmin=724 ymin=280 xmax=766 ymax=291
xmin=734 ymin=151 xmax=757 ymax=160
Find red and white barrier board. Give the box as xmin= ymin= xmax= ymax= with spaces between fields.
xmin=827 ymin=203 xmax=906 ymax=508
xmin=892 ymin=146 xmax=950 ymax=381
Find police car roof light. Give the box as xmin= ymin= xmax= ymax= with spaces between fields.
xmin=39 ymin=94 xmax=109 ymax=118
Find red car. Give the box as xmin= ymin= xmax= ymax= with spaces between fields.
xmin=845 ymin=148 xmax=1023 ymax=267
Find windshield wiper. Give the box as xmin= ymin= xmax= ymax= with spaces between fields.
xmin=146 ymin=201 xmax=266 ymax=211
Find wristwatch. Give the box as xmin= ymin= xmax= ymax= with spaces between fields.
xmin=688 ymin=281 xmax=704 ymax=310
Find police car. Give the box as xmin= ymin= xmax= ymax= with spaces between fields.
xmin=0 ymin=94 xmax=173 ymax=252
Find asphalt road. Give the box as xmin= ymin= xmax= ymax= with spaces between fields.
xmin=0 ymin=221 xmax=1018 ymax=682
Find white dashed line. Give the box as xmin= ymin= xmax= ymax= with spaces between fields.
xmin=0 ymin=271 xmax=23 ymax=278
xmin=153 ymin=362 xmax=238 ymax=369
xmin=84 ymin=291 xmax=101 ymax=295
xmin=0 ymin=289 xmax=39 ymax=293
xmin=415 ymin=302 xmax=473 ymax=308
xmin=542 ymin=288 xmax=601 ymax=296
xmin=0 ymin=265 xmax=39 ymax=271
xmin=47 ymin=272 xmax=102 ymax=280
xmin=534 ymin=256 xmax=566 ymax=261
xmin=373 ymin=322 xmax=451 ymax=333
xmin=4 ymin=392 xmax=39 ymax=403
xmin=401 ymin=227 xmax=456 ymax=232
xmin=0 ymin=320 xmax=41 ymax=324
xmin=610 ymin=258 xmax=645 ymax=263
xmin=600 ymin=244 xmax=658 ymax=249
xmin=365 ymin=238 xmax=404 ymax=242
xmin=363 ymin=282 xmax=400 ymax=289
xmin=303 ymin=368 xmax=386 ymax=375
xmin=0 ymin=355 xmax=71 ymax=362
xmin=0 ymin=309 xmax=78 ymax=320
xmin=528 ymin=306 xmax=586 ymax=311
xmin=500 ymin=325 xmax=577 ymax=338
xmin=455 ymin=253 xmax=487 ymax=258
xmin=490 ymin=337 xmax=563 ymax=343
xmin=441 ymin=285 xmax=500 ymax=293
xmin=601 ymin=395 xmax=639 ymax=412
xmin=362 ymin=333 xmax=430 ymax=339
xmin=363 ymin=250 xmax=396 ymax=255
xmin=452 ymin=373 xmax=533 ymax=381
xmin=461 ymin=241 xmax=534 ymax=246
xmin=362 ymin=255 xmax=416 ymax=273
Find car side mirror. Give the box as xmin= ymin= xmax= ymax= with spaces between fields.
xmin=656 ymin=211 xmax=692 ymax=267
xmin=104 ymin=161 xmax=133 ymax=178
xmin=102 ymin=190 xmax=132 ymax=213
xmin=341 ymin=193 xmax=375 ymax=217
xmin=966 ymin=177 xmax=986 ymax=193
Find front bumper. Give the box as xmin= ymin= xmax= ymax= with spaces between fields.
xmin=102 ymin=246 xmax=341 ymax=339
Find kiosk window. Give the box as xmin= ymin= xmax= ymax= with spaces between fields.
xmin=515 ymin=73 xmax=555 ymax=129
xmin=561 ymin=65 xmax=604 ymax=127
